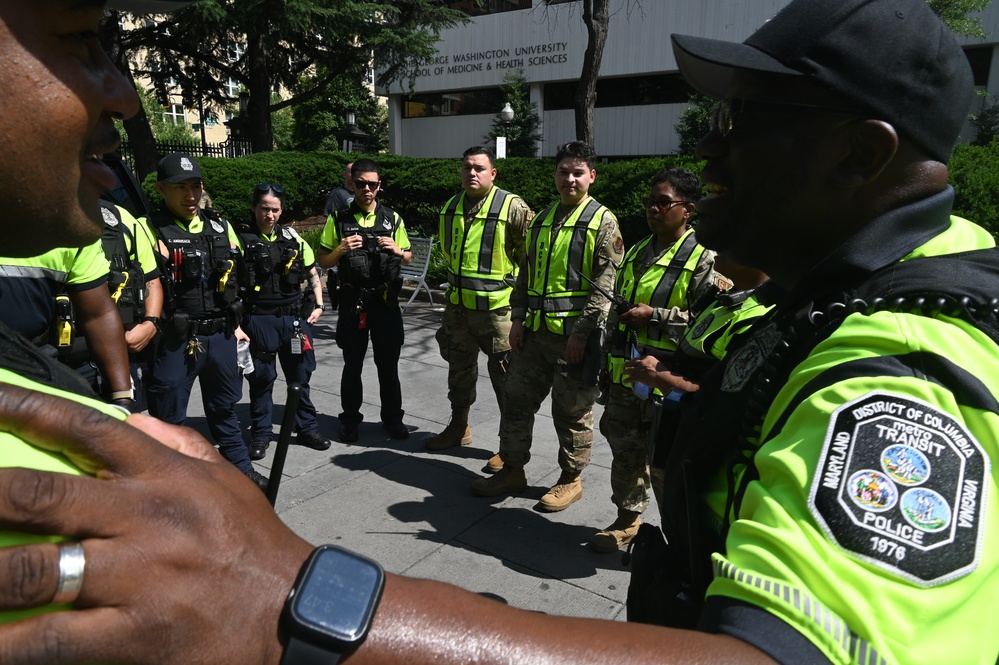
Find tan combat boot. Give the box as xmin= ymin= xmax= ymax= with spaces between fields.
xmin=484 ymin=453 xmax=504 ymax=473
xmin=470 ymin=465 xmax=526 ymax=497
xmin=589 ymin=511 xmax=642 ymax=553
xmin=426 ymin=408 xmax=472 ymax=451
xmin=537 ymin=471 xmax=582 ymax=512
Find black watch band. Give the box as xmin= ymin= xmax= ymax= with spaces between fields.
xmin=280 ymin=636 xmax=342 ymax=665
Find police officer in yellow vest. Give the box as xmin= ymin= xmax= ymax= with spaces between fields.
xmin=426 ymin=146 xmax=533 ymax=452
xmin=471 ymin=141 xmax=624 ymax=512
xmin=590 ymin=168 xmax=729 ymax=552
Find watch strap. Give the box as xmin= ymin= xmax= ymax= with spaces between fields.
xmin=280 ymin=636 xmax=342 ymax=665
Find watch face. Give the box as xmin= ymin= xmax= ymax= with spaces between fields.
xmin=291 ymin=546 xmax=384 ymax=646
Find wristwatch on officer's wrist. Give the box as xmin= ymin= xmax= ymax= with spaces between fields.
xmin=280 ymin=545 xmax=385 ymax=665
xmin=316 ymin=304 xmax=325 ymax=311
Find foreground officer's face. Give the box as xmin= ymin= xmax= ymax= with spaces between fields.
xmin=0 ymin=0 xmax=139 ymax=257
xmin=693 ymin=71 xmax=862 ymax=285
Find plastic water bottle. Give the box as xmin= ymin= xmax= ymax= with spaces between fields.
xmin=237 ymin=340 xmax=254 ymax=374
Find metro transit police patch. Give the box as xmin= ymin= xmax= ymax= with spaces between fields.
xmin=809 ymin=391 xmax=988 ymax=587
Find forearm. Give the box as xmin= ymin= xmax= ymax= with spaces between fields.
xmin=145 ymin=277 xmax=164 ymax=318
xmin=72 ymin=289 xmax=131 ymax=392
xmin=80 ymin=311 xmax=131 ymax=392
xmin=355 ymin=574 xmax=772 ymax=665
xmin=316 ymin=246 xmax=342 ymax=269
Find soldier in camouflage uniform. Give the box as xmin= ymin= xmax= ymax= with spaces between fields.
xmin=471 ymin=141 xmax=624 ymax=513
xmin=426 ymin=147 xmax=533 ymax=452
xmin=592 ymin=168 xmax=730 ymax=552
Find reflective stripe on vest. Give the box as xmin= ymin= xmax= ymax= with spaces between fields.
xmin=440 ymin=187 xmax=517 ymax=311
xmin=524 ymin=198 xmax=605 ymax=335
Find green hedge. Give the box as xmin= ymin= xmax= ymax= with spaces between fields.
xmin=143 ymin=143 xmax=999 ymax=252
xmin=142 ymin=151 xmax=705 ymax=244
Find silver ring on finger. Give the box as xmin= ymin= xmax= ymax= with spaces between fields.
xmin=53 ymin=541 xmax=86 ymax=605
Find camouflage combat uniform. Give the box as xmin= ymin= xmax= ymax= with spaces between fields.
xmin=599 ymin=228 xmax=727 ymax=514
xmin=436 ymin=187 xmax=533 ymax=411
xmin=497 ymin=197 xmax=624 ymax=472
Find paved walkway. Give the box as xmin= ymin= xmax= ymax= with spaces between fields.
xmin=187 ymin=290 xmax=642 ymax=620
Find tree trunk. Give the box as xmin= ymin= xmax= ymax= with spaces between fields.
xmin=574 ymin=0 xmax=609 ymax=145
xmin=247 ymin=27 xmax=274 ymax=152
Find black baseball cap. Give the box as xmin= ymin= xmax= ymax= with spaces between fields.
xmin=157 ymin=153 xmax=203 ymax=183
xmin=107 ymin=1 xmax=199 ymax=10
xmin=671 ymin=0 xmax=974 ymax=162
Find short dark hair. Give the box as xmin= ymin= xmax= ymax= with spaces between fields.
xmin=554 ymin=141 xmax=597 ymax=170
xmin=462 ymin=146 xmax=495 ymax=167
xmin=351 ymin=159 xmax=380 ymax=179
xmin=650 ymin=168 xmax=701 ymax=203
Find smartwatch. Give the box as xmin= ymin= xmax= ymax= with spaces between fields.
xmin=280 ymin=545 xmax=385 ymax=665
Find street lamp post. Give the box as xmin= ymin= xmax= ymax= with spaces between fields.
xmin=497 ymin=102 xmax=515 ymax=159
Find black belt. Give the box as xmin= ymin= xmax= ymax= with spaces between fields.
xmin=190 ymin=317 xmax=227 ymax=335
xmin=250 ymin=303 xmax=299 ymax=316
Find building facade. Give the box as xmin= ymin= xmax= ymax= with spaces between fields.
xmin=379 ymin=0 xmax=999 ymax=158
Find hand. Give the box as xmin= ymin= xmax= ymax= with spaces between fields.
xmin=307 ymin=307 xmax=322 ymax=325
xmin=509 ymin=319 xmax=525 ymax=353
xmin=564 ymin=334 xmax=586 ymax=364
xmin=234 ymin=326 xmax=250 ymax=344
xmin=619 ymin=303 xmax=654 ymax=328
xmin=124 ymin=321 xmax=157 ymax=353
xmin=0 ymin=384 xmax=313 ymax=665
xmin=623 ymin=354 xmax=664 ymax=385
xmin=377 ymin=236 xmax=402 ymax=256
xmin=339 ymin=233 xmax=363 ymax=254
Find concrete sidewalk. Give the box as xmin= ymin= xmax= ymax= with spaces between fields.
xmin=187 ymin=291 xmax=642 ymax=620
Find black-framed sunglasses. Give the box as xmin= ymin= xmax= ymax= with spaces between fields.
xmin=255 ymin=183 xmax=285 ymax=193
xmin=643 ymin=196 xmax=690 ymax=212
xmin=354 ymin=179 xmax=380 ymax=190
xmin=711 ymin=98 xmax=866 ymax=137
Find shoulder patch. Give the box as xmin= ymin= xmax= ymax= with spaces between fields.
xmin=721 ymin=322 xmax=781 ymax=392
xmin=809 ymin=390 xmax=989 ymax=587
xmin=613 ymin=236 xmax=625 ymax=256
xmin=101 ymin=207 xmax=119 ymax=227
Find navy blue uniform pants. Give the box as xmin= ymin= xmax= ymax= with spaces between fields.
xmin=244 ymin=313 xmax=319 ymax=442
xmin=147 ymin=330 xmax=250 ymax=472
xmin=335 ymin=298 xmax=404 ymax=427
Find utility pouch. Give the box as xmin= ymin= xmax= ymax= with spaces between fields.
xmin=168 ymin=311 xmax=190 ymax=338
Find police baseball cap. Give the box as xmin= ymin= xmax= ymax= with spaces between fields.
xmin=107 ymin=1 xmax=199 ymax=10
xmin=157 ymin=154 xmax=203 ymax=183
xmin=671 ymin=0 xmax=974 ymax=163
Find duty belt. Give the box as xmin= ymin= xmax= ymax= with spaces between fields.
xmin=250 ymin=303 xmax=300 ymax=317
xmin=189 ymin=317 xmax=227 ymax=336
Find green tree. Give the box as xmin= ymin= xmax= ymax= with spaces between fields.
xmin=927 ymin=0 xmax=992 ymax=37
xmin=485 ymin=70 xmax=542 ymax=158
xmin=290 ymin=71 xmax=388 ymax=153
xmin=104 ymin=1 xmax=468 ymax=157
xmin=672 ymin=93 xmax=714 ymax=157
xmin=133 ymin=86 xmax=199 ymax=143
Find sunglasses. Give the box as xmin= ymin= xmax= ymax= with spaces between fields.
xmin=354 ymin=179 xmax=380 ymax=190
xmin=255 ymin=183 xmax=285 ymax=193
xmin=711 ymin=98 xmax=865 ymax=137
xmin=643 ymin=197 xmax=690 ymax=212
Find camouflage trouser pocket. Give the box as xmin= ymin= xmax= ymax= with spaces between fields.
xmin=435 ymin=325 xmax=450 ymax=362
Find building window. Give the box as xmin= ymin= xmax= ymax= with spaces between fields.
xmin=965 ymin=46 xmax=992 ymax=86
xmin=441 ymin=0 xmax=531 ymax=17
xmin=163 ymin=103 xmax=186 ymax=125
xmin=544 ymin=73 xmax=694 ymax=110
xmin=225 ymin=77 xmax=241 ymax=99
xmin=403 ymin=87 xmax=505 ymax=118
